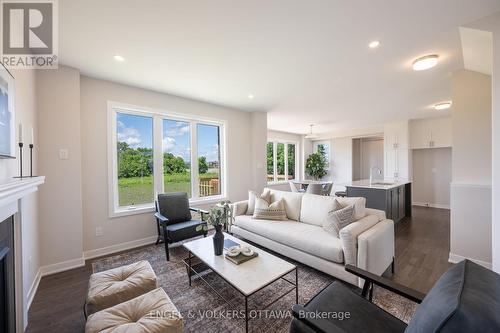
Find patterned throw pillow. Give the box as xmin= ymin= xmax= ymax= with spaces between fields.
xmin=252 ymin=198 xmax=287 ymax=220
xmin=247 ymin=189 xmax=271 ymax=215
xmin=323 ymin=204 xmax=355 ymax=237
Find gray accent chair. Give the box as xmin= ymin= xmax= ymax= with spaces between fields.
xmin=322 ymin=182 xmax=333 ymax=196
xmin=155 ymin=192 xmax=208 ymax=261
xmin=290 ymin=259 xmax=500 ymax=333
xmin=305 ymin=183 xmax=323 ymax=195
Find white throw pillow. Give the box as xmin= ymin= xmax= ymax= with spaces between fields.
xmin=336 ymin=197 xmax=366 ymax=220
xmin=323 ymin=205 xmax=356 ymax=237
xmin=252 ymin=198 xmax=287 ymax=220
xmin=246 ymin=189 xmax=271 ymax=215
xmin=300 ymin=194 xmax=341 ymax=226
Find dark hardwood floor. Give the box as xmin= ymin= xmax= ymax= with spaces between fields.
xmin=26 ymin=206 xmax=450 ymax=333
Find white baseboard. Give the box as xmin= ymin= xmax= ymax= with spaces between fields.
xmin=83 ymin=235 xmax=157 ymax=260
xmin=448 ymin=253 xmax=492 ymax=269
xmin=413 ymin=202 xmax=450 ymax=210
xmin=39 ymin=257 xmax=85 ymax=277
xmin=27 ymin=268 xmax=42 ymax=310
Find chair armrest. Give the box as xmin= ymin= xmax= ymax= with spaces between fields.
xmin=154 ymin=212 xmax=169 ymax=224
xmin=292 ymin=305 xmax=346 ymax=333
xmin=190 ymin=207 xmax=209 ymax=214
xmin=345 ymin=265 xmax=425 ymax=303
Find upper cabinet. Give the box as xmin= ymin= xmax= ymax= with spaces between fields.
xmin=384 ymin=121 xmax=409 ymax=150
xmin=410 ymin=117 xmax=452 ymax=149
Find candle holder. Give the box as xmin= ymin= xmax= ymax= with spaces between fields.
xmin=14 ymin=142 xmax=24 ymax=179
xmin=29 ymin=144 xmax=34 ymax=177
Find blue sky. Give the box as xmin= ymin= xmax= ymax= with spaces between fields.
xmin=117 ymin=113 xmax=220 ymax=162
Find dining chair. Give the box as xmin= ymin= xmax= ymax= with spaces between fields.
xmin=322 ymin=183 xmax=333 ymax=196
xmin=305 ymin=183 xmax=323 ymax=195
xmin=289 ymin=182 xmax=299 ymax=192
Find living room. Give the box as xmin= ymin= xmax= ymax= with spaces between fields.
xmin=0 ymin=1 xmax=500 ymax=332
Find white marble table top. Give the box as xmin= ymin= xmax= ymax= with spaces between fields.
xmin=183 ymin=233 xmax=296 ymax=296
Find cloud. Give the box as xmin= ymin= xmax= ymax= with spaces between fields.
xmin=117 ymin=126 xmax=142 ymax=148
xmin=163 ymin=137 xmax=176 ymax=152
xmin=165 ymin=122 xmax=190 ymax=137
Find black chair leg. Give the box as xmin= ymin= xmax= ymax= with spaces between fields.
xmin=162 ymin=224 xmax=170 ymax=261
xmin=164 ymin=241 xmax=170 ymax=261
xmin=369 ymin=283 xmax=374 ymax=302
xmin=391 ymin=257 xmax=395 ymax=274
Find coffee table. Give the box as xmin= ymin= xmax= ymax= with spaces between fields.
xmin=182 ymin=233 xmax=298 ymax=332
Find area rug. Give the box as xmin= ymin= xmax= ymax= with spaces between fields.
xmin=92 ymin=237 xmax=417 ymax=332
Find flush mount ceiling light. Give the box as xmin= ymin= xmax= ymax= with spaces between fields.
xmin=247 ymin=94 xmax=254 ymax=99
xmin=304 ymin=124 xmax=319 ymax=139
xmin=434 ymin=102 xmax=452 ymax=110
xmin=412 ymin=54 xmax=438 ymax=71
xmin=113 ymin=55 xmax=125 ymax=62
xmin=368 ymin=40 xmax=380 ymax=48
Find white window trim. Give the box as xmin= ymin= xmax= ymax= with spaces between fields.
xmin=267 ymin=138 xmax=299 ymax=185
xmin=107 ymin=101 xmax=228 ymax=218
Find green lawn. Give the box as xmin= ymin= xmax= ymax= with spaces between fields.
xmin=118 ymin=172 xmax=219 ymax=206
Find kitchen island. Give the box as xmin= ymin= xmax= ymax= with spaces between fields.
xmin=345 ymin=180 xmax=411 ymax=223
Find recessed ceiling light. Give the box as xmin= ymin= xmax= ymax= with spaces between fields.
xmin=369 ymin=40 xmax=380 ymax=48
xmin=412 ymin=54 xmax=438 ymax=71
xmin=247 ymin=94 xmax=254 ymax=99
xmin=113 ymin=55 xmax=125 ymax=62
xmin=434 ymin=102 xmax=452 ymax=110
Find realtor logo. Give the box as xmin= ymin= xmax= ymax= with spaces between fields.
xmin=0 ymin=0 xmax=58 ymax=69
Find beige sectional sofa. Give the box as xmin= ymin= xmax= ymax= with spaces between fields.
xmin=231 ymin=188 xmax=395 ymax=287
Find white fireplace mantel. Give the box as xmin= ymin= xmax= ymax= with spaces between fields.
xmin=0 ymin=176 xmax=45 ymax=332
xmin=0 ymin=177 xmax=45 ymax=212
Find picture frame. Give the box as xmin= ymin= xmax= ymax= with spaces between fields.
xmin=0 ymin=62 xmax=15 ymax=159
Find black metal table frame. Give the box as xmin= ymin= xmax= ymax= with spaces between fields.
xmin=183 ymin=250 xmax=298 ymax=332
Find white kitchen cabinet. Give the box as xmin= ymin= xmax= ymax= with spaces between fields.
xmin=384 ymin=121 xmax=410 ymax=180
xmin=410 ymin=117 xmax=452 ymax=149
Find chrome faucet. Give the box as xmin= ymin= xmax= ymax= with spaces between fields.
xmin=369 ymin=166 xmax=382 ymax=185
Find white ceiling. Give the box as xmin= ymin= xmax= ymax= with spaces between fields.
xmin=59 ymin=0 xmax=500 ymax=135
xmin=460 ymin=27 xmax=493 ymax=75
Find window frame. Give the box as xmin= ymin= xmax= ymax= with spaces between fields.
xmin=266 ymin=138 xmax=298 ymax=185
xmin=108 ymin=101 xmax=227 ymax=218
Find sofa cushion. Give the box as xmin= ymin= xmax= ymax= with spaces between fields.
xmin=247 ymin=189 xmax=271 ymax=215
xmin=234 ymin=215 xmax=344 ymax=263
xmin=299 ymin=194 xmax=340 ymax=227
xmin=405 ymin=259 xmax=500 ymax=333
xmin=336 ymin=197 xmax=367 ymax=220
xmin=323 ymin=204 xmax=356 ymax=237
xmin=253 ymin=198 xmax=287 ymax=220
xmin=267 ymin=188 xmax=304 ymax=221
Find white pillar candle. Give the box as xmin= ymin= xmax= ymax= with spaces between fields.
xmin=18 ymin=123 xmax=23 ymax=142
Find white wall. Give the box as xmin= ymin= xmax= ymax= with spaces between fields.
xmin=352 ymin=137 xmax=384 ymax=180
xmin=80 ymin=75 xmax=256 ymax=254
xmin=450 ymin=69 xmax=492 ymax=267
xmin=37 ymin=67 xmax=84 ymax=269
xmin=412 ymin=148 xmax=452 ymax=209
xmin=492 ymin=15 xmax=500 ymax=274
xmin=251 ymin=112 xmax=267 ymax=193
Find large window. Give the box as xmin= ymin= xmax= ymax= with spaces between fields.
xmin=109 ymin=103 xmax=226 ymax=216
xmin=116 ymin=113 xmax=154 ymax=207
xmin=267 ymin=140 xmax=297 ymax=183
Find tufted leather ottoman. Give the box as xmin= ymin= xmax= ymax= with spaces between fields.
xmin=85 ymin=288 xmax=183 ymax=333
xmin=85 ymin=260 xmax=157 ymax=316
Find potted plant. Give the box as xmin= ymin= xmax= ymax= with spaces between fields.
xmin=305 ymin=151 xmax=327 ymax=180
xmin=197 ymin=200 xmax=233 ymax=255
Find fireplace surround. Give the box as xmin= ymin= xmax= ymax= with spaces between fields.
xmin=0 ymin=216 xmax=15 ymax=333
xmin=0 ymin=176 xmax=44 ymax=332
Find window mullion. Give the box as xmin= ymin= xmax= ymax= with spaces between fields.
xmin=284 ymin=143 xmax=288 ymax=181
xmin=153 ymin=116 xmax=164 ymax=199
xmin=191 ymin=121 xmax=199 ymax=199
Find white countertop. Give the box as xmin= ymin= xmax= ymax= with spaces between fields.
xmin=344 ymin=179 xmax=411 ymax=190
